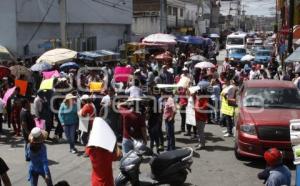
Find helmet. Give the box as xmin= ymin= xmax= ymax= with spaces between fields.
xmin=264 ymin=148 xmax=283 ymax=167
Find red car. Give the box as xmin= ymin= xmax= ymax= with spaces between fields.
xmin=234 ymin=80 xmax=300 ymax=159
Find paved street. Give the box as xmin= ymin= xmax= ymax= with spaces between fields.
xmin=0 ymin=112 xmax=296 ymax=186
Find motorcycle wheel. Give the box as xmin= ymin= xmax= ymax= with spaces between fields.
xmin=169 ymin=170 xmax=187 ymax=186
xmin=115 ymin=173 xmax=129 ymax=186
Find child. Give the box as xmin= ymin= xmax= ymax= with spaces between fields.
xmin=163 ymin=91 xmax=176 ymax=151
xmin=27 ymin=127 xmax=53 ymax=186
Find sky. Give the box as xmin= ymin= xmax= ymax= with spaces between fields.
xmin=242 ymin=0 xmax=275 ymax=16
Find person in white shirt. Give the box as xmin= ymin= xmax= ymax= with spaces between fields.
xmin=125 ymin=79 xmax=143 ymax=98
xmin=249 ymin=65 xmax=259 ymax=80
xmin=100 ymin=88 xmax=115 ymax=107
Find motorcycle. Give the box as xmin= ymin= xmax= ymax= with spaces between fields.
xmin=115 ymin=140 xmax=193 ymax=186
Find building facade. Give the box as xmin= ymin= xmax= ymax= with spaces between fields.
xmin=132 ymin=0 xmax=200 ymax=38
xmin=0 ymin=0 xmax=132 ymax=56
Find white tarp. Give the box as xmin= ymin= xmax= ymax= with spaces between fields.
xmin=186 ymin=96 xmax=196 ymax=126
xmin=87 ymin=117 xmax=116 ymax=152
xmin=79 ymin=116 xmax=89 ymax=133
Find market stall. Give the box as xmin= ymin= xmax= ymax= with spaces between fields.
xmin=77 ymin=49 xmax=120 ymax=65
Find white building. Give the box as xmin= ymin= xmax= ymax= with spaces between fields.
xmin=0 ymin=0 xmax=132 ymax=56
xmin=132 ymin=0 xmax=197 ymax=38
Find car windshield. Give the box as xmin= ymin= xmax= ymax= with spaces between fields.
xmin=256 ymin=51 xmax=271 ymax=56
xmin=253 ymin=46 xmax=264 ymax=51
xmin=243 ymin=88 xmax=300 ymax=109
xmin=227 ymin=38 xmax=244 ymax=45
xmin=229 ymin=48 xmax=246 ymax=54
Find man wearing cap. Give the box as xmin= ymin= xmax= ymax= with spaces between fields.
xmin=258 ymin=148 xmax=291 ymax=186
xmin=160 ymin=65 xmax=174 ymax=84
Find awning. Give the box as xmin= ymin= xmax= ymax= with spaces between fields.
xmin=0 ymin=45 xmax=14 ymax=61
xmin=285 ymin=47 xmax=300 ymax=63
xmin=142 ymin=33 xmax=177 ymax=45
xmin=78 ymin=50 xmax=120 ymax=62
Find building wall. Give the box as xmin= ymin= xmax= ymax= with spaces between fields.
xmin=184 ymin=2 xmax=197 ymax=23
xmin=0 ymin=0 xmax=17 ymax=54
xmin=133 ymin=0 xmax=160 ymax=12
xmin=132 ymin=16 xmax=160 ymax=36
xmin=0 ymin=0 xmax=132 ymax=55
xmin=16 ymin=0 xmax=132 ymax=24
xmin=17 ymin=23 xmax=127 ymax=55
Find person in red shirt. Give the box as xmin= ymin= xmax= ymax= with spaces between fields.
xmin=118 ymin=99 xmax=147 ymax=154
xmin=78 ymin=95 xmax=96 ymax=146
xmin=178 ymin=87 xmax=188 ymax=133
xmin=85 ymin=145 xmax=122 ymax=186
xmin=194 ymin=89 xmax=209 ymax=150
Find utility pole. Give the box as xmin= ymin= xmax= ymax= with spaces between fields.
xmin=196 ymin=0 xmax=203 ymax=36
xmin=288 ymin=0 xmax=294 ymax=54
xmin=160 ymin=0 xmax=167 ymax=33
xmin=59 ymin=0 xmax=67 ymax=48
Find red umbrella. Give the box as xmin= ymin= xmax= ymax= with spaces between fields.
xmin=0 ymin=66 xmax=10 ymax=79
xmin=155 ymin=52 xmax=172 ymax=61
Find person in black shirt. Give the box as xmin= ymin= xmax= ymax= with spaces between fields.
xmin=20 ymin=99 xmax=35 ymax=161
xmin=0 ymin=157 xmax=11 ymax=186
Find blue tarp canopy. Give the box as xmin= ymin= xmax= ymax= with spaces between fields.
xmin=78 ymin=50 xmax=120 ymax=62
xmin=177 ymin=36 xmax=205 ymax=45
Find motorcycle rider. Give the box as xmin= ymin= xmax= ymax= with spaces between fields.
xmin=257 ymin=148 xmax=291 ymax=186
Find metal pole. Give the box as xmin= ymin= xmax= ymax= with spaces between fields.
xmin=59 ymin=0 xmax=67 ymax=48
xmin=160 ymin=0 xmax=167 ymax=33
xmin=195 ymin=0 xmax=202 ymax=36
xmin=288 ymin=0 xmax=294 ymax=53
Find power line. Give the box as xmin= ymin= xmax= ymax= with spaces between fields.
xmin=102 ymin=0 xmax=132 ymax=12
xmin=26 ymin=0 xmax=55 ymax=46
xmin=91 ymin=0 xmax=132 ymax=13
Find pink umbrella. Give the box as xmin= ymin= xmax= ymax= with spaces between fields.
xmin=3 ymin=86 xmax=16 ymax=105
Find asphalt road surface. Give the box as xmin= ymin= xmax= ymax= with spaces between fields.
xmin=0 ymin=51 xmax=296 ymax=185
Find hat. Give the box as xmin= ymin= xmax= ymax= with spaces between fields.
xmin=80 ymin=94 xmax=90 ymax=101
xmin=167 ymin=68 xmax=174 ymax=74
xmin=28 ymin=127 xmax=48 ymax=143
xmin=264 ymin=148 xmax=283 ymax=167
xmin=182 ymin=67 xmax=188 ymax=71
xmin=162 ymin=65 xmax=167 ymax=69
xmin=64 ymin=93 xmax=77 ymax=101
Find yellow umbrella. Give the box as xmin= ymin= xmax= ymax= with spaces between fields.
xmin=36 ymin=48 xmax=77 ymax=65
xmin=39 ymin=78 xmax=54 ymax=90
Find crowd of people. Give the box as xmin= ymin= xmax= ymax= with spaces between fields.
xmin=0 ymin=47 xmax=296 ymax=186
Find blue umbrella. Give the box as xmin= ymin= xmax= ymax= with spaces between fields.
xmin=177 ymin=36 xmax=204 ymax=45
xmin=60 ymin=62 xmax=79 ymax=70
xmin=30 ymin=62 xmax=52 ymax=72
